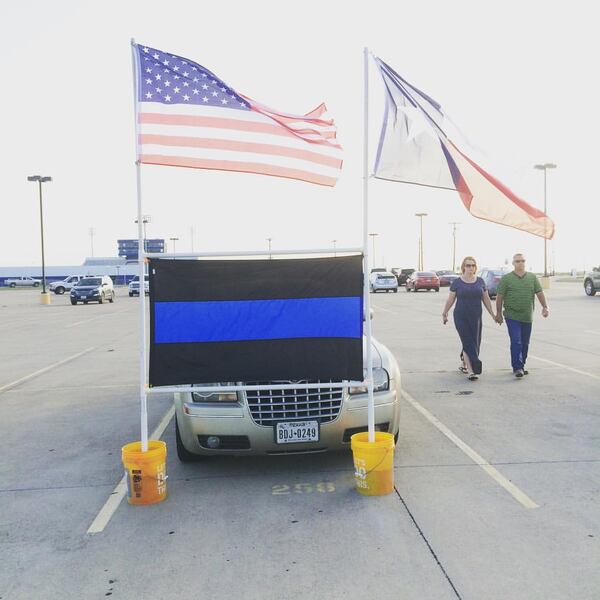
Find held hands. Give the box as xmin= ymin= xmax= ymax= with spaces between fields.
xmin=495 ymin=313 xmax=504 ymax=325
xmin=542 ymin=307 xmax=549 ymax=318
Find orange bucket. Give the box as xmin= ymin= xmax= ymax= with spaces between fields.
xmin=122 ymin=441 xmax=167 ymax=505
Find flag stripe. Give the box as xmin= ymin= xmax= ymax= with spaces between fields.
xmin=139 ymin=134 xmax=342 ymax=169
xmin=139 ymin=144 xmax=340 ymax=177
xmin=443 ymin=141 xmax=555 ymax=239
xmin=154 ymin=297 xmax=362 ymax=344
xmin=139 ymin=111 xmax=339 ymax=143
xmin=138 ymin=123 xmax=343 ymax=157
xmin=139 ymin=154 xmax=338 ymax=186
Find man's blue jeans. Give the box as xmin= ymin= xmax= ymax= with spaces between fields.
xmin=505 ymin=318 xmax=532 ymax=371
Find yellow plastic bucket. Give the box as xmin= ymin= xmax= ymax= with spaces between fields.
xmin=350 ymin=431 xmax=395 ymax=496
xmin=122 ymin=441 xmax=167 ymax=505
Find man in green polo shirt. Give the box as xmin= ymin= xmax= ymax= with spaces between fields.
xmin=495 ymin=253 xmax=549 ymax=378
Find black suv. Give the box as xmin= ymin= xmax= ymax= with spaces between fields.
xmin=392 ymin=268 xmax=415 ymax=286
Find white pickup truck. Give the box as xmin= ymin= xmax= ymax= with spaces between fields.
xmin=49 ymin=275 xmax=86 ymax=295
xmin=5 ymin=276 xmax=42 ymax=288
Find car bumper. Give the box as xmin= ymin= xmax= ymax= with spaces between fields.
xmin=175 ymin=389 xmax=400 ymax=456
xmin=372 ymin=285 xmax=398 ymax=291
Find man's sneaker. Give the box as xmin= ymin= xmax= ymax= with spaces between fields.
xmin=523 ymin=370 xmax=529 ymax=375
xmin=515 ymin=369 xmax=524 ymax=378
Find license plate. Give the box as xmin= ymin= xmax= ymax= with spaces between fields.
xmin=81 ymin=296 xmax=87 ymax=299
xmin=275 ymin=420 xmax=319 ymax=444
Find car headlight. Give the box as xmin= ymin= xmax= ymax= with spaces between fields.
xmin=192 ymin=383 xmax=238 ymax=403
xmin=349 ymin=368 xmax=390 ymax=395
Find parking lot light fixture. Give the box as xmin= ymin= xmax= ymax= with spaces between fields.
xmin=415 ymin=213 xmax=427 ymax=271
xmin=27 ymin=175 xmax=52 ymax=297
xmin=169 ymin=237 xmax=179 ymax=254
xmin=368 ymin=233 xmax=378 ymax=269
xmin=533 ymin=163 xmax=557 ymax=277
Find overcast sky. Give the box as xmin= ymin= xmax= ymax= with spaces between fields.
xmin=1 ymin=0 xmax=598 ymax=273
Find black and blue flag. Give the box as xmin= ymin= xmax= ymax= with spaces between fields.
xmin=148 ymin=256 xmax=364 ymax=386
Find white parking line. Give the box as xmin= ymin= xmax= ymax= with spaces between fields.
xmin=86 ymin=404 xmax=175 ymax=535
xmin=0 ymin=347 xmax=96 ymax=395
xmin=525 ymin=353 xmax=600 ymax=380
xmin=400 ymin=389 xmax=539 ymax=509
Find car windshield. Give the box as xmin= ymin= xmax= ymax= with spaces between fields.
xmin=79 ymin=278 xmax=101 ymax=286
xmin=417 ymin=272 xmax=436 ymax=277
xmin=378 ymin=276 xmax=396 ymax=281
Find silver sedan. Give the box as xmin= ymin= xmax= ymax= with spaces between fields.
xmin=174 ymin=336 xmax=401 ymax=460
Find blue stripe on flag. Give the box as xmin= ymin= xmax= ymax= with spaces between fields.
xmin=154 ymin=297 xmax=363 ymax=344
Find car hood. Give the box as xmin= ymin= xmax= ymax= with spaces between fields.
xmin=73 ymin=286 xmax=101 ymax=291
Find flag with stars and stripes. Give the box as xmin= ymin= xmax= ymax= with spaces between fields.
xmin=133 ymin=43 xmax=343 ymax=187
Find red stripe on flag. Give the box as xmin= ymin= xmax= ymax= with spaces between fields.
xmin=449 ymin=141 xmax=547 ymax=220
xmin=139 ymin=154 xmax=339 ymax=187
xmin=139 ymin=134 xmax=342 ymax=168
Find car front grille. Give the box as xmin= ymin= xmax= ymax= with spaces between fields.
xmin=245 ymin=381 xmax=344 ymax=426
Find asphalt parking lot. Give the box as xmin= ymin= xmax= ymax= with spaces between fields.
xmin=1 ymin=281 xmax=598 ymax=600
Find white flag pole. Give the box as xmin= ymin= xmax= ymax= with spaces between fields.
xmin=130 ymin=39 xmax=149 ymax=452
xmin=363 ymin=47 xmax=375 ymax=443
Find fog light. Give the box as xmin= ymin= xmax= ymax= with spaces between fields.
xmin=206 ymin=436 xmax=221 ymax=449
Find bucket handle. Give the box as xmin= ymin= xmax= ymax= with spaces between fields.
xmin=358 ymin=447 xmax=393 ymax=476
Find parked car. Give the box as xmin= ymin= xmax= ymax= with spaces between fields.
xmin=406 ymin=271 xmax=440 ymax=292
xmin=584 ymin=267 xmax=600 ymax=296
xmin=436 ymin=270 xmax=459 ymax=287
xmin=5 ymin=276 xmax=41 ymax=288
xmin=478 ymin=268 xmax=510 ymax=298
xmin=173 ymin=336 xmax=401 ymax=460
xmin=392 ymin=268 xmax=415 ymax=286
xmin=49 ymin=275 xmax=86 ymax=295
xmin=128 ymin=275 xmax=150 ymax=297
xmin=369 ymin=271 xmax=399 ymax=293
xmin=70 ymin=276 xmax=115 ymax=305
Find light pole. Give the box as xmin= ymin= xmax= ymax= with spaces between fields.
xmin=415 ymin=213 xmax=428 ymax=270
xmin=368 ymin=233 xmax=378 ymax=268
xmin=332 ymin=239 xmax=337 ymax=257
xmin=89 ymin=227 xmax=95 ymax=257
xmin=27 ymin=175 xmax=52 ymax=300
xmin=266 ymin=237 xmax=272 ymax=259
xmin=533 ymin=163 xmax=556 ymax=278
xmin=449 ymin=222 xmax=461 ymax=272
xmin=169 ymin=237 xmax=179 ymax=254
xmin=190 ymin=226 xmax=195 ymax=253
xmin=134 ymin=214 xmax=151 ymax=252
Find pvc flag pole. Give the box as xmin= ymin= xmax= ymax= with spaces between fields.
xmin=131 ymin=39 xmax=149 ymax=452
xmin=363 ymin=47 xmax=375 ymax=443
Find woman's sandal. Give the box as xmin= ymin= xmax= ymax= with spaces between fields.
xmin=459 ymin=365 xmax=469 ymax=374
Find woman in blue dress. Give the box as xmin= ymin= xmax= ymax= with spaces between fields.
xmin=442 ymin=256 xmax=497 ymax=380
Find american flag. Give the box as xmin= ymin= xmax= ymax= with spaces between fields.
xmin=134 ymin=44 xmax=343 ymax=187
